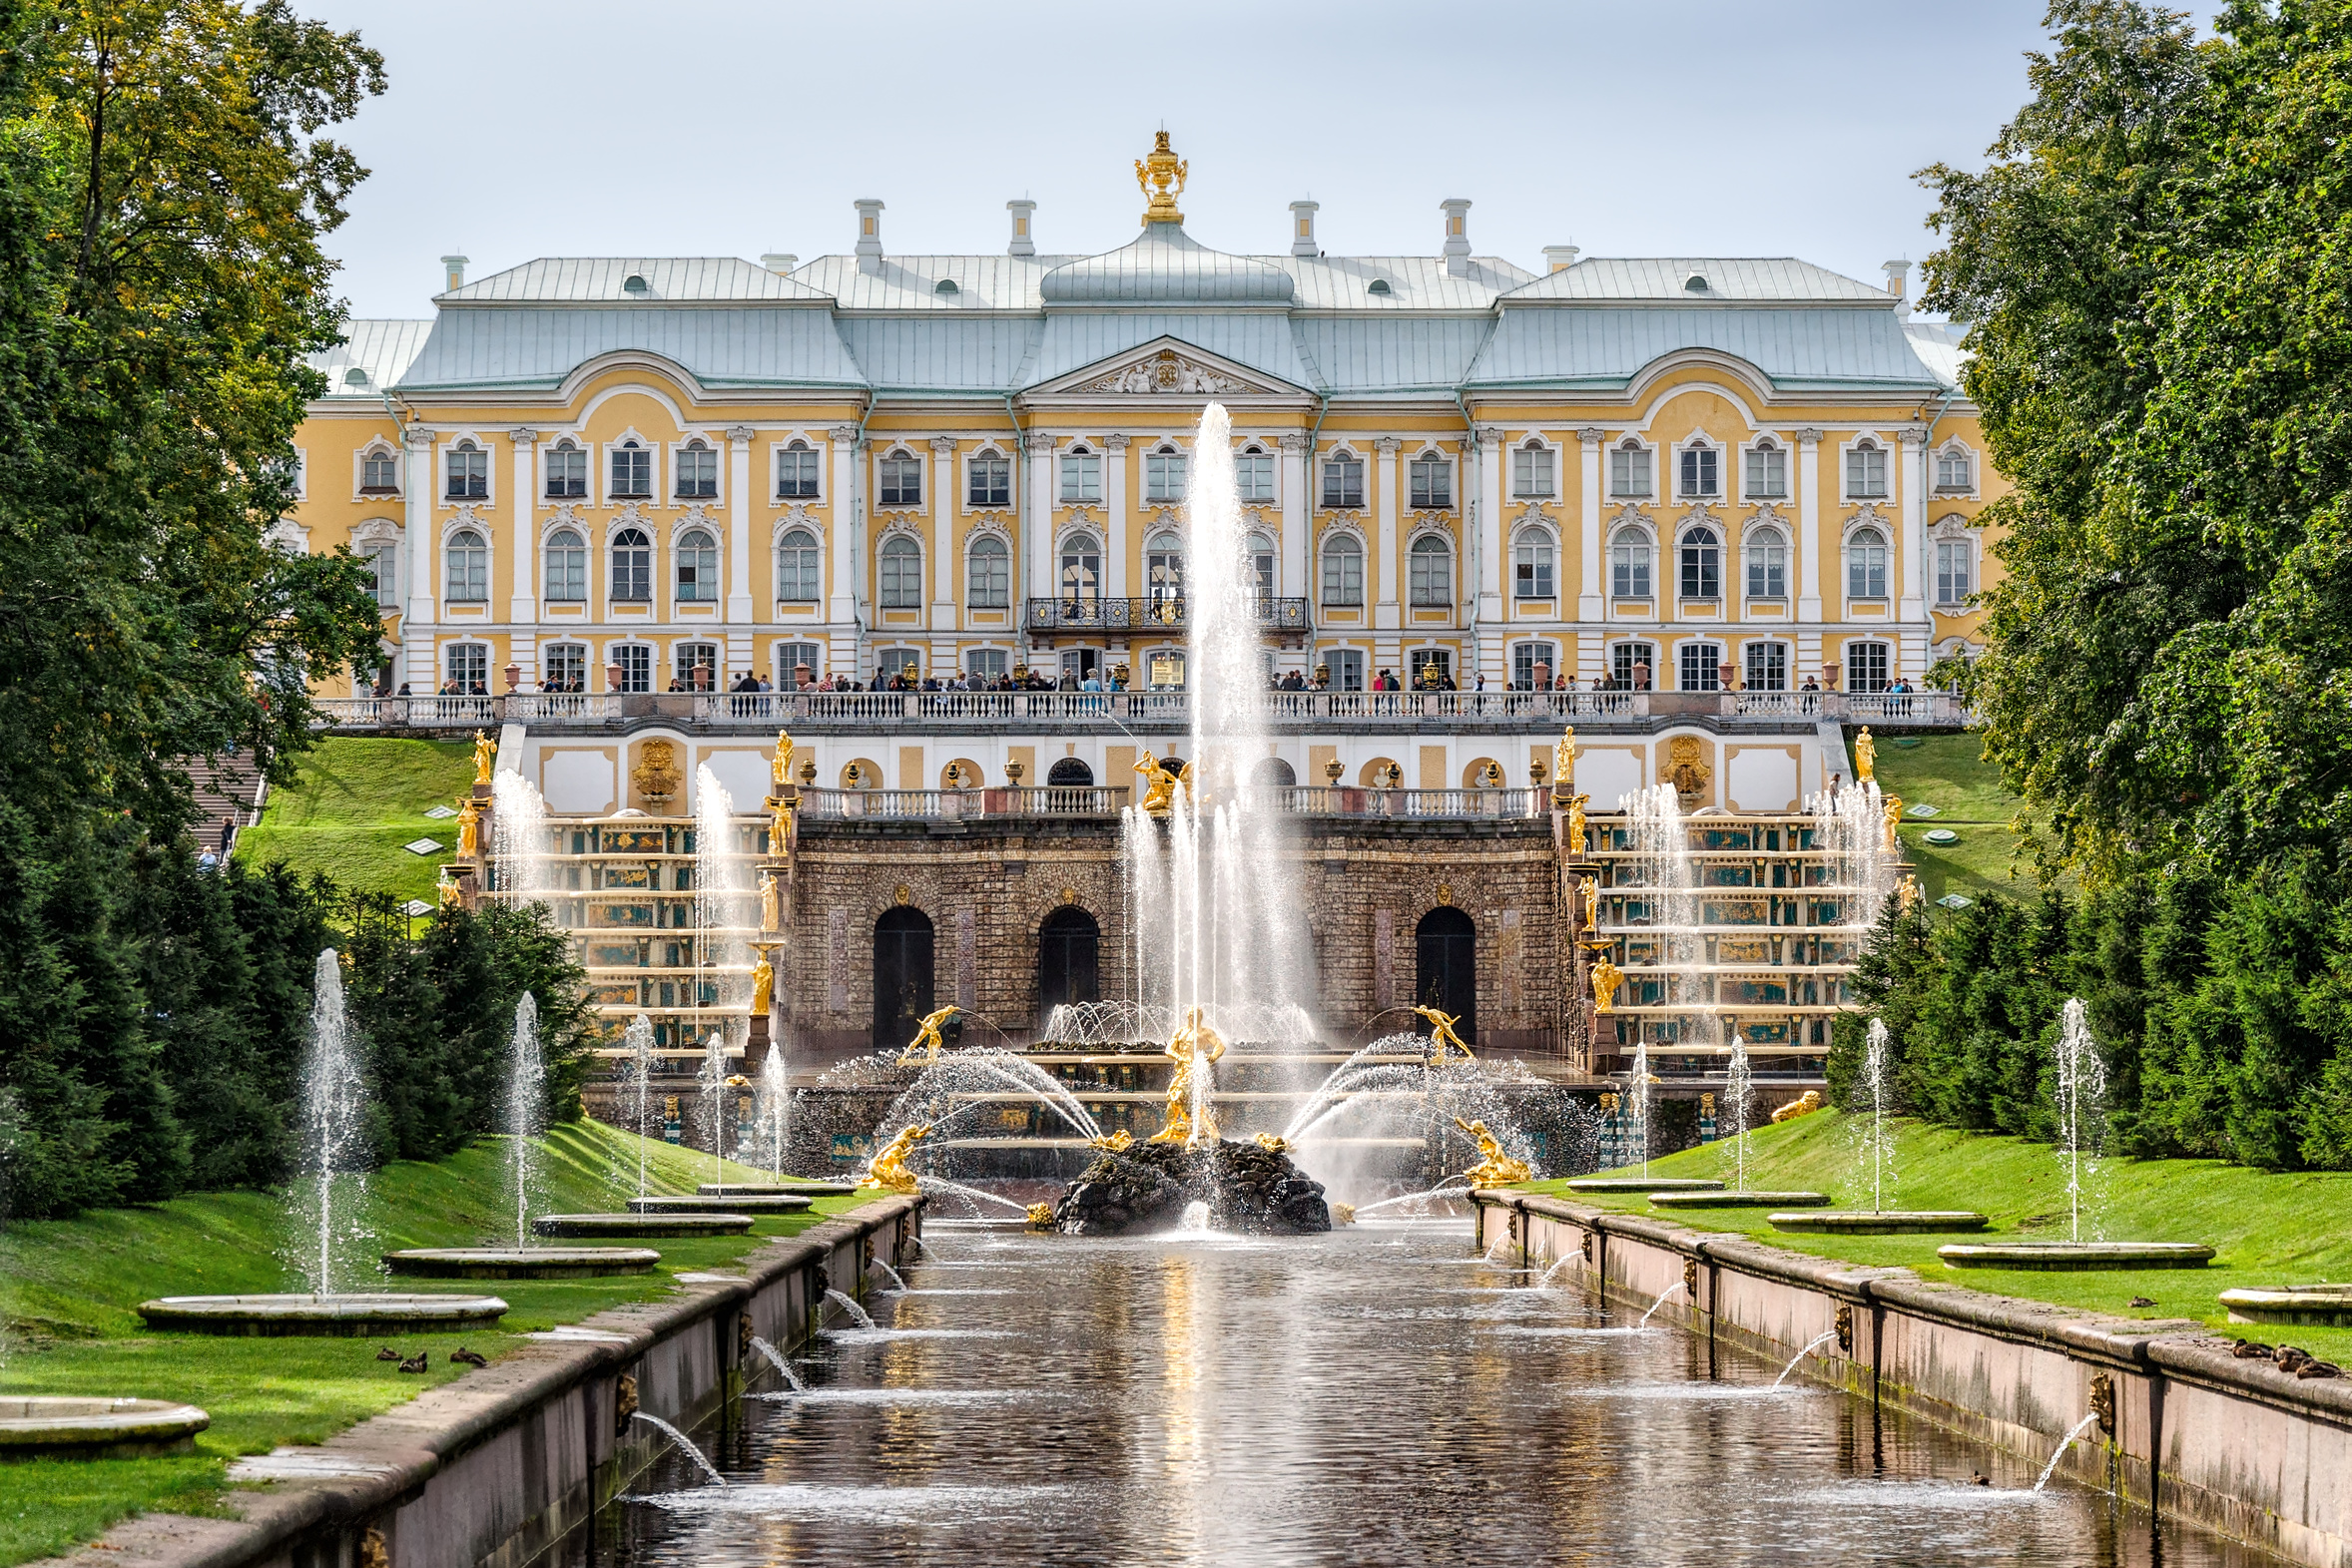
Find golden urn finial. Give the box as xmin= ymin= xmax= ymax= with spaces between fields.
xmin=1135 ymin=129 xmax=1187 ymax=226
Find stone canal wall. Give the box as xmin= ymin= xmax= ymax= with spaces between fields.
xmin=35 ymin=1198 xmax=921 ymax=1568
xmin=1475 ymin=1192 xmax=2352 ymax=1568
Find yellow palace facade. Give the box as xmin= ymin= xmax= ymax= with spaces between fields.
xmin=289 ymin=141 xmax=1996 ymax=708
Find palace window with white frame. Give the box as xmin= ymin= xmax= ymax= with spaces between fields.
xmin=1743 ymin=640 xmax=1789 ymax=692
xmin=610 ymin=440 xmax=652 ymax=499
xmin=1609 ymin=440 xmax=1652 ymax=498
xmin=612 ymin=645 xmax=652 ymax=694
xmin=1846 ymin=640 xmax=1891 ymax=693
xmin=1610 ymin=530 xmax=1652 ymax=599
xmin=675 ymin=440 xmax=717 ymax=499
xmin=777 ymin=642 xmax=822 ymax=686
xmin=1514 ymin=531 xmax=1554 ymax=599
xmin=1236 ymin=446 xmax=1275 ymax=502
xmin=1745 ymin=526 xmax=1788 ymax=599
xmin=544 ymin=529 xmax=586 ymax=602
xmin=1744 ymin=439 xmax=1787 ymax=498
xmin=1322 ymin=648 xmax=1365 ymax=691
xmin=446 ymin=441 xmax=487 ymax=501
xmin=968 ymin=450 xmax=1009 ymax=507
xmin=358 ymin=541 xmax=398 ymax=606
xmin=1511 ymin=641 xmax=1558 ymax=690
xmin=1144 ymin=446 xmax=1187 ymax=503
xmin=776 ymin=528 xmax=820 ymax=602
xmin=674 ymin=642 xmax=718 ymax=690
xmin=879 ymin=535 xmax=921 ymax=607
xmin=967 ymin=534 xmax=1009 ymax=608
xmin=777 ymin=441 xmax=821 ymax=500
xmin=1678 ymin=443 xmax=1720 ymax=499
xmin=1936 ymin=447 xmax=1973 ymax=492
xmin=1058 ymin=448 xmax=1100 ymax=503
xmin=611 ymin=527 xmax=653 ymax=602
xmin=1845 ymin=439 xmax=1888 ymax=498
xmin=1936 ymin=539 xmax=1973 ymax=605
xmin=1322 ymin=453 xmax=1364 ymax=509
xmin=360 ymin=448 xmax=399 ymax=495
xmin=1059 ymin=534 xmax=1101 ymax=605
xmin=1147 ymin=532 xmax=1185 ymax=603
xmin=1848 ymin=527 xmax=1890 ymax=599
xmin=1512 ymin=441 xmax=1555 ymax=498
xmin=1248 ymin=530 xmax=1276 ymax=596
xmin=676 ymin=529 xmax=718 ymax=602
xmin=1410 ymin=649 xmax=1453 ymax=687
xmin=1410 ymin=451 xmax=1452 ymax=509
xmin=1679 ymin=642 xmax=1724 ymax=692
xmin=544 ymin=643 xmax=586 ymax=692
xmin=964 ymin=648 xmax=1009 ymax=682
xmin=444 ymin=528 xmax=487 ymax=601
xmin=1409 ymin=535 xmax=1452 ymax=607
xmin=1679 ymin=526 xmax=1720 ymax=600
xmin=545 ymin=440 xmax=586 ymax=499
xmin=444 ymin=642 xmax=489 ymax=694
xmin=1610 ymin=642 xmax=1656 ymax=689
xmin=1321 ymin=533 xmax=1363 ymax=606
xmin=878 ymin=452 xmax=922 ymax=507
xmin=877 ymin=648 xmax=921 ymax=681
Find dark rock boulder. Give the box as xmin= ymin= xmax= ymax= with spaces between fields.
xmin=1051 ymin=1139 xmax=1330 ymax=1236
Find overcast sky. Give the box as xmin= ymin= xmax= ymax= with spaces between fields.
xmin=303 ymin=1 xmax=2184 ymax=321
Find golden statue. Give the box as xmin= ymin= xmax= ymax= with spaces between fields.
xmin=1086 ymin=1130 xmax=1134 ymax=1154
xmin=1771 ymin=1090 xmax=1824 ymax=1125
xmin=471 ymin=730 xmax=495 ymax=786
xmin=770 ymin=731 xmax=796 ymax=792
xmin=1024 ymin=1203 xmax=1054 ymax=1228
xmin=1898 ymin=873 xmax=1921 ymax=912
xmin=769 ymin=795 xmax=794 ymax=854
xmin=1412 ymin=1005 xmax=1474 ymax=1062
xmin=858 ymin=1123 xmax=928 ymax=1194
xmin=749 ymin=945 xmax=774 ymax=1016
xmin=1330 ymin=1202 xmax=1357 ymax=1226
xmin=1591 ymin=955 xmax=1624 ymax=1014
xmin=435 ymin=873 xmax=460 ymax=910
xmin=1150 ymin=1005 xmax=1227 ymax=1145
xmin=1454 ymin=1117 xmax=1532 ymax=1188
xmin=899 ymin=1005 xmax=960 ymax=1063
xmin=1883 ymin=795 xmax=1904 ymax=850
xmin=760 ymin=871 xmax=781 ymax=934
xmin=1135 ymin=130 xmax=1188 ymax=225
xmin=1254 ymin=1133 xmax=1290 ymax=1155
xmin=1566 ymin=792 xmax=1589 ymax=854
xmin=1133 ymin=751 xmax=1178 ymax=816
xmin=1854 ymin=727 xmax=1877 ymax=785
xmin=1581 ymin=875 xmax=1600 ymax=933
xmin=1554 ymin=729 xmax=1577 ymax=794
xmin=455 ymin=796 xmax=481 ymax=858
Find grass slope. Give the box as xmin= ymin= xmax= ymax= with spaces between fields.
xmin=1852 ymin=731 xmax=2036 ymax=902
xmin=0 ymin=1121 xmax=874 ymax=1566
xmin=1521 ymin=1109 xmax=2352 ymax=1364
xmin=234 ymin=738 xmax=477 ymax=904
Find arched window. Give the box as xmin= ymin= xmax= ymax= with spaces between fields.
xmin=1844 ymin=438 xmax=1888 ymax=498
xmin=544 ymin=529 xmax=586 ymax=602
xmin=675 ymin=438 xmax=717 ymax=499
xmin=1513 ymin=438 xmax=1555 ymax=499
xmin=1936 ymin=444 xmax=1974 ymax=493
xmin=1059 ymin=443 xmax=1101 ymax=503
xmin=1059 ymin=532 xmax=1101 ymax=606
xmin=879 ymin=535 xmax=921 ymax=608
xmin=445 ymin=439 xmax=487 ymax=501
xmin=1251 ymin=756 xmax=1297 ymax=786
xmin=776 ymin=528 xmax=820 ymax=602
xmin=612 ymin=528 xmax=652 ymax=602
xmin=1037 ymin=905 xmax=1100 ymax=1024
xmin=1610 ymin=529 xmax=1652 ymax=599
xmin=967 ymin=534 xmax=1009 ymax=608
xmin=1678 ymin=641 xmax=1724 ymax=691
xmin=1745 ymin=525 xmax=1788 ymax=599
xmin=360 ymin=444 xmax=399 ymax=495
xmin=1679 ymin=525 xmax=1720 ymax=600
xmin=1609 ymin=438 xmax=1652 ymax=498
xmin=1046 ymin=758 xmax=1095 ymax=787
xmin=872 ymin=906 xmax=935 ymax=1051
xmin=1409 ymin=535 xmax=1452 ymax=606
xmin=1744 ymin=437 xmax=1787 ymax=499
xmin=777 ymin=439 xmax=821 ymax=499
xmin=878 ymin=448 xmax=922 ymax=507
xmin=610 ymin=438 xmax=651 ymax=499
xmin=1677 ymin=439 xmax=1720 ymax=499
xmin=1321 ymin=533 xmax=1363 ymax=606
xmin=1415 ymin=905 xmax=1476 ymax=1046
xmin=1848 ymin=527 xmax=1890 ymax=599
xmin=1513 ymin=529 xmax=1554 ymax=600
xmin=1144 ymin=443 xmax=1187 ymax=503
xmin=1235 ymin=443 xmax=1275 ymax=502
xmin=1147 ymin=531 xmax=1184 ymax=604
xmin=445 ymin=528 xmax=487 ymax=601
xmin=545 ymin=438 xmax=586 ymax=499
xmin=1411 ymin=449 xmax=1452 ymax=509
xmin=676 ymin=528 xmax=718 ymax=602
xmin=967 ymin=447 xmax=1009 ymax=507
xmin=1247 ymin=530 xmax=1276 ymax=596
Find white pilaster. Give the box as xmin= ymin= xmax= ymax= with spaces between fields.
xmin=1105 ymin=433 xmax=1131 ymax=600
xmin=1024 ymin=430 xmax=1055 ymax=608
xmin=726 ymin=426 xmax=756 ymax=678
xmin=930 ymin=435 xmax=958 ymax=627
xmin=1373 ymin=438 xmax=1400 ymax=632
xmin=506 ymin=428 xmax=538 ymax=683
xmin=1279 ymin=432 xmax=1308 ymax=606
xmin=1576 ymin=427 xmax=1604 ymax=621
xmin=1795 ymin=428 xmax=1823 ymax=623
xmin=1473 ymin=426 xmax=1504 ymax=631
xmin=827 ymin=423 xmax=862 ymax=679
xmin=402 ymin=426 xmax=436 ymax=687
xmin=1898 ymin=423 xmax=1928 ymax=627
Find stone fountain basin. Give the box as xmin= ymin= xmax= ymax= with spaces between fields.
xmin=1937 ymin=1241 xmax=2215 ymax=1271
xmin=0 ymin=1398 xmax=211 ymax=1459
xmin=1651 ymin=1191 xmax=1831 ymax=1209
xmin=628 ymin=1194 xmax=812 ymax=1215
xmin=2220 ymin=1285 xmax=2352 ymax=1324
xmin=1568 ymin=1178 xmax=1723 ymax=1194
xmin=136 ymin=1294 xmax=509 ymax=1336
xmin=698 ymin=1182 xmax=857 ymax=1198
xmin=1771 ymin=1211 xmax=1991 ymax=1235
xmin=382 ymin=1248 xmax=662 ymax=1280
xmin=534 ymin=1213 xmax=754 ymax=1238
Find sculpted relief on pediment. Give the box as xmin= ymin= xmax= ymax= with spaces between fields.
xmin=1075 ymin=347 xmax=1257 ymax=396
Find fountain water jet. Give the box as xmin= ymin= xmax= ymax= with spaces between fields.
xmin=1772 ymin=1329 xmax=1839 ymax=1388
xmin=503 ymin=993 xmax=543 ymax=1248
xmin=298 ymin=948 xmax=365 ymax=1295
xmin=2034 ymin=1412 xmax=2101 ymax=1492
xmin=1636 ymin=1280 xmax=1685 ymax=1326
xmin=747 ymin=1336 xmax=804 ymax=1391
xmin=1724 ymin=1031 xmax=1753 ymax=1192
xmin=632 ymin=1412 xmax=726 ymax=1487
xmin=824 ymin=1289 xmax=876 ymax=1330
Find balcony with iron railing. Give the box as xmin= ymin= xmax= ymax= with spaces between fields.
xmin=1023 ymin=595 xmax=1312 ymax=634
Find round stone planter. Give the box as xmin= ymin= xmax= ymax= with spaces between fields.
xmin=699 ymin=1182 xmax=856 ymax=1198
xmin=1567 ymin=1178 xmax=1724 ymax=1194
xmin=381 ymin=1248 xmax=661 ymax=1280
xmin=1771 ymin=1211 xmax=1990 ymax=1235
xmin=0 ymin=1397 xmax=211 ymax=1459
xmin=627 ymin=1194 xmax=812 ymax=1215
xmin=135 ymin=1294 xmax=509 ymax=1337
xmin=1935 ymin=1241 xmax=2213 ymax=1271
xmin=1651 ymin=1191 xmax=1832 ymax=1209
xmin=2219 ymin=1285 xmax=2352 ymax=1325
xmin=534 ymin=1213 xmax=754 ymax=1239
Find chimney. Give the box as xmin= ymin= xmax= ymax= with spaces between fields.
xmin=1290 ymin=200 xmax=1320 ymax=259
xmin=855 ymin=199 xmax=884 ymax=274
xmin=1542 ymin=245 xmax=1580 ymax=274
xmin=1884 ymin=259 xmax=1912 ymax=313
xmin=760 ymin=253 xmax=798 ymax=274
xmin=1440 ymin=199 xmax=1472 ymax=276
xmin=1006 ymin=200 xmax=1036 ymax=259
xmin=440 ymin=254 xmax=468 ymax=292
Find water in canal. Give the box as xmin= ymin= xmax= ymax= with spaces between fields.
xmin=564 ymin=1216 xmax=2270 ymax=1567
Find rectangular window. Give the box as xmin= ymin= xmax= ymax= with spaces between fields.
xmin=545 ymin=446 xmax=587 ymax=498
xmin=1058 ymin=452 xmax=1101 ymax=503
xmin=1746 ymin=536 xmax=1787 ymax=599
xmin=674 ymin=643 xmax=718 ymax=689
xmin=878 ymin=455 xmax=922 ymax=507
xmin=1235 ymin=452 xmax=1276 ymax=502
xmin=877 ymin=648 xmax=921 ymax=681
xmin=1936 ymin=449 xmax=1973 ymax=491
xmin=1409 ymin=649 xmax=1453 ymax=687
xmin=609 ymin=444 xmax=651 ymax=498
xmin=1321 ymin=543 xmax=1364 ymax=607
xmin=1610 ymin=642 xmax=1656 ymax=689
xmin=359 ymin=544 xmax=398 ymax=607
xmin=964 ymin=648 xmax=1008 ymax=682
xmin=967 ymin=542 xmax=1009 ymax=608
xmin=1144 ymin=450 xmax=1188 ymax=502
xmin=775 ymin=642 xmax=821 ymax=686
xmin=1936 ymin=540 xmax=1973 ymax=605
xmin=361 ymin=451 xmax=400 ymax=494
xmin=1514 ymin=538 xmax=1553 ymax=599
xmin=445 ymin=446 xmax=487 ymax=500
xmin=1409 ymin=543 xmax=1452 ymax=607
xmin=1323 ymin=648 xmax=1364 ymax=691
xmin=968 ymin=453 xmax=1009 ymax=507
xmin=1678 ymin=642 xmax=1724 ymax=692
xmin=777 ymin=446 xmax=822 ymax=499
xmin=1321 ymin=456 xmax=1364 ymax=509
xmin=1511 ymin=642 xmax=1558 ymax=690
xmin=1845 ymin=443 xmax=1888 ymax=497
xmin=544 ymin=538 xmax=586 ymax=602
xmin=1609 ymin=445 xmax=1652 ymax=497
xmin=1678 ymin=446 xmax=1719 ymax=498
xmin=1512 ymin=446 xmax=1555 ymax=498
xmin=613 ymin=645 xmax=652 ymax=694
xmin=1410 ymin=455 xmax=1452 ymax=509
xmin=1611 ymin=540 xmax=1651 ymax=599
xmin=675 ymin=445 xmax=718 ymax=498
xmin=544 ymin=644 xmax=586 ymax=691
xmin=445 ymin=643 xmax=488 ymax=693
xmin=1743 ymin=641 xmax=1788 ymax=692
xmin=1846 ymin=641 xmax=1891 ymax=693
xmin=1744 ymin=444 xmax=1786 ymax=498
xmin=879 ymin=545 xmax=921 ymax=608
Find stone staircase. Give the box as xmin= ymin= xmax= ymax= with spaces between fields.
xmin=186 ymin=750 xmax=268 ymax=855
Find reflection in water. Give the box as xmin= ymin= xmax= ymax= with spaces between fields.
xmin=567 ymin=1221 xmax=2271 ymax=1567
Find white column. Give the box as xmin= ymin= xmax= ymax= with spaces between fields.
xmin=506 ymin=428 xmax=538 ymax=685
xmin=1105 ymin=433 xmax=1130 ymax=600
xmin=402 ymin=426 xmax=437 ymax=688
xmin=1898 ymin=422 xmax=1928 ymax=624
xmin=1373 ymin=437 xmax=1400 ymax=632
xmin=827 ymin=423 xmax=862 ymax=678
xmin=1024 ymin=430 xmax=1056 ymax=607
xmin=930 ymin=436 xmax=958 ymax=627
xmin=726 ymin=426 xmax=756 ymax=622
xmin=1279 ymin=431 xmax=1308 ymax=605
xmin=1795 ymin=428 xmax=1823 ymax=623
xmin=1576 ymin=427 xmax=1604 ymax=621
xmin=1473 ymin=427 xmax=1505 ymax=684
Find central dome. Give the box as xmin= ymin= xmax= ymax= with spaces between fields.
xmin=1040 ymin=223 xmax=1296 ymax=305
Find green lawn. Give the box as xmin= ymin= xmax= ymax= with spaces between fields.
xmin=1850 ymin=730 xmax=2038 ymax=902
xmin=0 ymin=1121 xmax=875 ymax=1567
xmin=1521 ymin=1108 xmax=2352 ymax=1364
xmin=234 ymin=737 xmax=479 ymax=904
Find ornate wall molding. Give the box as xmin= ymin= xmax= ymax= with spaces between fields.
xmin=1074 ymin=347 xmax=1254 ymax=395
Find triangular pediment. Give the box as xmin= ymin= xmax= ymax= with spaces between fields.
xmin=1029 ymin=336 xmax=1307 ymax=400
